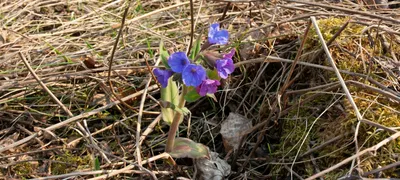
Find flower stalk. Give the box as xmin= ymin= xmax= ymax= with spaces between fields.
xmin=165 ymin=85 xmax=187 ymax=152
xmin=156 ymin=23 xmax=235 ymax=154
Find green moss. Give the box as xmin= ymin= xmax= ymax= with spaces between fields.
xmin=12 ymin=162 xmax=36 ymax=178
xmin=276 ymin=17 xmax=400 ymax=178
xmin=51 ymin=151 xmax=92 ymax=175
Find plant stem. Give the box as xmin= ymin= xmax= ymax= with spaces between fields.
xmin=186 ymin=0 xmax=194 ymax=56
xmin=165 ymin=85 xmax=187 ymax=152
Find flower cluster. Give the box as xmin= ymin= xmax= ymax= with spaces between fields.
xmin=154 ymin=23 xmax=235 ymax=97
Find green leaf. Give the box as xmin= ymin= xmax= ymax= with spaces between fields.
xmin=159 ymin=41 xmax=170 ymax=69
xmin=159 ymin=100 xmax=190 ymax=116
xmin=94 ymin=157 xmax=100 ymax=170
xmin=161 ymin=77 xmax=179 ymax=125
xmin=206 ymin=69 xmax=220 ymax=80
xmin=184 ymin=89 xmax=201 ymax=102
xmin=169 ymin=138 xmax=209 ymax=159
xmin=146 ymin=38 xmax=154 ymax=58
xmin=174 ymin=107 xmax=190 ymax=116
xmin=45 ymin=41 xmax=73 ymax=63
xmin=189 ymin=35 xmax=202 ymax=60
xmin=135 ymin=0 xmax=143 ymax=13
xmin=85 ymin=41 xmax=94 ymax=49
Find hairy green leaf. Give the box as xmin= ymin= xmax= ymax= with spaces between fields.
xmin=169 ymin=138 xmax=209 ymax=159
xmin=159 ymin=41 xmax=170 ymax=69
xmin=161 ymin=77 xmax=179 ymax=125
xmin=159 ymin=100 xmax=190 ymax=115
xmin=184 ymin=89 xmax=201 ymax=102
xmin=190 ymin=35 xmax=202 ymax=60
xmin=206 ymin=69 xmax=220 ymax=80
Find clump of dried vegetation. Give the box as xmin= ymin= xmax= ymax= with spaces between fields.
xmin=1 ymin=0 xmax=399 ymax=179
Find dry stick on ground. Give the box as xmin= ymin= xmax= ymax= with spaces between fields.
xmin=18 ymin=52 xmax=73 ymax=117
xmin=28 ymin=2 xmax=190 ymax=38
xmin=139 ymin=115 xmax=162 ymax=145
xmin=284 ymin=164 xmax=304 ymax=180
xmin=29 ymin=170 xmax=172 ymax=180
xmin=104 ymin=1 xmax=141 ymax=114
xmin=235 ymin=57 xmax=400 ymax=99
xmin=288 ymin=0 xmax=400 ymax=24
xmin=15 ymin=124 xmax=44 ymax=147
xmin=234 ymin=57 xmax=400 ymax=163
xmin=68 ymin=113 xmax=160 ymax=148
xmin=106 ymin=1 xmax=131 ymax=82
xmin=299 ymin=131 xmax=353 ymax=159
xmin=187 ymin=0 xmax=195 ymax=56
xmin=101 ymin=0 xmax=148 ymax=166
xmin=87 ymin=152 xmax=171 ymax=180
xmin=18 ymin=52 xmax=90 ymax=143
xmin=362 ymin=161 xmax=400 ymax=177
xmin=239 ymin=20 xmax=312 ymax=171
xmin=280 ymin=20 xmax=312 ymax=103
xmin=0 ymin=65 xmax=150 ymax=90
xmin=136 ymin=56 xmax=161 ymax=166
xmin=86 ymin=139 xmax=157 ymax=180
xmin=219 ymin=2 xmax=231 ymax=25
xmin=305 ymin=131 xmax=400 ymax=180
xmin=286 ymin=80 xmax=400 ymax=104
xmin=360 ymin=119 xmax=398 ymax=134
xmin=311 ymin=15 xmax=364 ymax=176
xmin=0 ymin=84 xmax=158 ymax=153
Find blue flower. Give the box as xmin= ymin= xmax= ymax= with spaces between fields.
xmin=182 ymin=64 xmax=206 ymax=87
xmin=196 ymin=79 xmax=221 ymax=96
xmin=216 ymin=49 xmax=235 ymax=79
xmin=208 ymin=23 xmax=229 ymax=45
xmin=168 ymin=52 xmax=190 ymax=73
xmin=153 ymin=68 xmax=173 ymax=88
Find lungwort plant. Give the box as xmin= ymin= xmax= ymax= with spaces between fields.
xmin=153 ymin=23 xmax=235 ymax=159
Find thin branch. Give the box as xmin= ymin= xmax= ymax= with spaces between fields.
xmin=310 ymin=16 xmax=363 ymax=121
xmin=136 ymin=57 xmax=161 ymax=165
xmin=87 ymin=152 xmax=171 ymax=180
xmin=18 ymin=52 xmax=73 ymax=117
xmin=311 ymin=16 xmax=363 ymax=172
xmin=0 ymin=85 xmax=158 ymax=153
xmin=363 ymin=161 xmax=400 ymax=177
xmin=305 ymin=131 xmax=400 ymax=180
xmin=289 ymin=0 xmax=400 ymax=24
xmin=187 ymin=0 xmax=195 ymax=56
xmin=107 ymin=1 xmax=131 ymax=82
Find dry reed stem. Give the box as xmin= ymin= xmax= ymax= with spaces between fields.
xmin=306 ymin=131 xmax=400 ymax=180
xmin=0 ymin=84 xmax=158 ymax=153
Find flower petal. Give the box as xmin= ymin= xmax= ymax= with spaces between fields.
xmin=196 ymin=79 xmax=221 ymax=96
xmin=216 ymin=58 xmax=234 ymax=79
xmin=208 ymin=23 xmax=229 ymax=45
xmin=168 ymin=52 xmax=190 ymax=73
xmin=223 ymin=49 xmax=236 ymax=59
xmin=182 ymin=64 xmax=206 ymax=87
xmin=153 ymin=68 xmax=173 ymax=88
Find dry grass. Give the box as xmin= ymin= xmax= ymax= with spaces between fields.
xmin=1 ymin=0 xmax=400 ymax=179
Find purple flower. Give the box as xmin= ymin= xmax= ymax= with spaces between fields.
xmin=182 ymin=64 xmax=206 ymax=87
xmin=216 ymin=50 xmax=235 ymax=79
xmin=168 ymin=52 xmax=190 ymax=73
xmin=153 ymin=68 xmax=173 ymax=88
xmin=223 ymin=49 xmax=235 ymax=59
xmin=208 ymin=23 xmax=229 ymax=45
xmin=196 ymin=79 xmax=221 ymax=96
